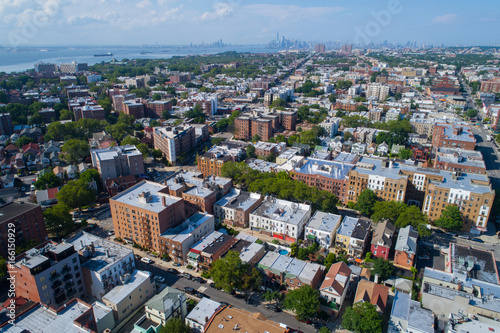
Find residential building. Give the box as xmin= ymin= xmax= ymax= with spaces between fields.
xmin=366 ymin=84 xmax=390 ymax=101
xmin=0 ymin=299 xmax=115 ymax=333
xmin=334 ymin=216 xmax=371 ymax=259
xmin=187 ymin=231 xmax=236 ymax=270
xmin=213 ymin=189 xmax=262 ymax=228
xmin=91 ymin=145 xmax=145 ymax=184
xmin=257 ymin=252 xmax=324 ymax=290
xmin=315 ymin=44 xmax=326 ymax=53
xmin=102 ymin=270 xmax=155 ymax=322
xmin=249 ymin=197 xmax=312 ymax=242
xmin=347 ymin=157 xmax=494 ymax=232
xmin=110 ymin=180 xmax=186 ymax=252
xmin=480 ymin=79 xmax=500 ymax=93
xmin=185 ymin=298 xmax=222 ymax=333
xmin=432 ymin=123 xmax=476 ymax=151
xmin=204 ymin=305 xmax=288 ymax=333
xmin=354 ymin=279 xmax=390 ymax=313
xmin=0 ymin=202 xmax=47 ymax=259
xmin=69 ymin=97 xmax=105 ymax=121
xmin=434 ymin=148 xmax=486 ymax=174
xmin=134 ymin=287 xmax=187 ymax=332
xmin=388 ymin=291 xmax=434 ymax=333
xmin=304 ymin=211 xmax=342 ymax=249
xmin=153 ymin=125 xmax=196 ymax=165
xmin=370 ymin=220 xmax=395 ymax=260
xmin=34 ymin=62 xmax=57 ymax=74
xmin=60 ymin=61 xmax=88 ymax=73
xmin=319 ymin=262 xmax=352 ymax=312
xmin=11 ymin=241 xmax=84 ymax=308
xmin=105 ymin=175 xmax=141 ymax=197
xmin=69 ymin=231 xmax=135 ymax=299
xmin=123 ymin=100 xmax=145 ymax=119
xmin=394 ymin=225 xmax=418 ymax=270
xmin=0 ymin=113 xmax=13 ymax=136
xmin=290 ymin=158 xmax=354 ymax=203
xmin=445 ymin=243 xmax=499 ymax=285
xmin=196 ymin=141 xmax=248 ymax=177
xmin=144 ymin=100 xmax=172 ymax=118
xmin=159 ymin=213 xmax=215 ymax=264
xmin=226 ymin=238 xmax=265 ymax=265
xmin=182 ymin=186 xmax=216 ymax=215
xmin=35 ymin=187 xmax=59 ymax=206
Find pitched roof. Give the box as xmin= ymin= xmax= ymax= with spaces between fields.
xmin=320 ymin=261 xmax=351 ymax=296
xmin=371 ymin=220 xmax=395 ymax=248
xmin=5 ymin=144 xmax=18 ymax=151
xmin=395 ymin=225 xmax=418 ymax=254
xmin=354 ymin=279 xmax=390 ymax=312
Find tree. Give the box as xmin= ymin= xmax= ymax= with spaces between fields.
xmin=290 ymin=242 xmax=298 ymax=257
xmin=262 ymin=290 xmax=282 ymax=304
xmin=56 ymin=179 xmax=96 ymax=210
xmin=354 ymin=189 xmax=377 ymax=216
xmin=319 ymin=327 xmax=331 ymax=333
xmin=246 ymin=145 xmax=256 ymax=158
xmin=435 ymin=205 xmax=463 ymax=230
xmin=28 ymin=112 xmax=44 ymax=126
xmin=344 ymin=131 xmax=353 ymax=141
xmin=152 ymin=149 xmax=163 ymax=159
xmin=210 ymin=250 xmax=248 ymax=293
xmin=153 ymin=93 xmax=161 ymax=101
xmin=121 ymin=136 xmax=141 ymax=146
xmin=16 ymin=136 xmax=34 ymax=147
xmin=371 ymin=201 xmax=407 ymax=224
xmin=61 ymin=139 xmax=90 ymax=163
xmin=43 ymin=204 xmax=75 ymax=238
xmin=80 ymin=169 xmax=101 ymax=188
xmin=158 ymin=318 xmax=190 ymax=333
xmin=211 ymin=137 xmax=226 ymax=146
xmin=136 ymin=143 xmax=150 ymax=157
xmin=372 ymin=258 xmax=394 ymax=281
xmin=270 ymin=98 xmax=287 ymax=108
xmin=466 ymin=109 xmax=478 ymax=119
xmin=396 ymin=205 xmax=430 ymax=237
xmin=342 ymin=302 xmax=383 ymax=333
xmin=59 ymin=109 xmax=73 ymax=120
xmin=241 ymin=267 xmax=263 ymax=292
xmin=0 ymin=257 xmax=7 ymax=280
xmin=328 ymin=94 xmax=337 ymax=103
xmin=398 ymin=148 xmax=412 ymax=160
xmin=324 ymin=252 xmax=336 ymax=271
xmin=34 ymin=172 xmax=63 ymax=190
xmin=283 ymin=285 xmax=320 ymax=321
xmin=252 ymin=134 xmax=261 ymax=142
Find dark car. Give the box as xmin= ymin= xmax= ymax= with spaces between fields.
xmin=166 ymin=268 xmax=178 ymax=274
xmin=195 ymin=292 xmax=208 ymax=299
xmin=220 ymin=301 xmax=230 ymax=307
xmin=265 ymin=304 xmax=281 ymax=312
xmin=180 ymin=273 xmax=192 ymax=280
xmin=472 ymin=238 xmax=484 ymax=243
xmin=209 ymin=283 xmax=216 ymax=288
xmin=193 ymin=277 xmax=205 ymax=284
xmin=183 ymin=287 xmax=196 ymax=295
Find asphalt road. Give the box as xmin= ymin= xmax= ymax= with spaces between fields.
xmin=134 ymin=260 xmax=319 ymax=333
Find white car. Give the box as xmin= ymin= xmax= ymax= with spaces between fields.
xmin=154 ymin=276 xmax=165 ymax=283
xmin=140 ymin=257 xmax=152 ymax=264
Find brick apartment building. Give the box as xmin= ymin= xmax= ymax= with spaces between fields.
xmin=153 ymin=125 xmax=196 ymax=165
xmin=188 ymin=231 xmax=237 ymax=270
xmin=0 ymin=113 xmax=13 ymax=136
xmin=68 ymin=97 xmax=106 ymax=121
xmin=0 ymin=202 xmax=48 ymax=259
xmin=347 ymin=157 xmax=494 ymax=232
xmin=123 ymin=100 xmax=145 ymax=119
xmin=91 ymin=145 xmax=145 ymax=185
xmin=432 ymin=124 xmax=476 ymax=151
xmin=110 ymin=181 xmax=186 ymax=252
xmin=213 ymin=189 xmax=262 ymax=228
xmin=434 ymin=148 xmax=487 ymax=174
xmin=196 ymin=152 xmax=232 ymax=177
xmin=481 ymin=79 xmax=500 ymax=93
xmin=234 ymin=110 xmax=297 ymax=141
xmin=145 ymin=100 xmax=172 ymax=118
xmin=11 ymin=241 xmax=84 ymax=308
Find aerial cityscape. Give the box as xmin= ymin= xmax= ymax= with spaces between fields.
xmin=0 ymin=1 xmax=500 ymax=333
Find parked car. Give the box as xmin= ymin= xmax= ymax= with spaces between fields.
xmin=180 ymin=272 xmax=192 ymax=280
xmin=154 ymin=276 xmax=165 ymax=283
xmin=108 ymin=231 xmax=115 ymax=236
xmin=418 ymin=255 xmax=430 ymax=260
xmin=446 ymin=232 xmax=457 ymax=237
xmin=173 ymin=263 xmax=182 ymax=267
xmin=166 ymin=268 xmax=178 ymax=274
xmin=458 ymin=234 xmax=470 ymax=240
xmin=193 ymin=277 xmax=205 ymax=284
xmin=183 ymin=287 xmax=196 ymax=295
xmin=141 ymin=257 xmax=153 ymax=264
xmin=220 ymin=302 xmax=230 ymax=307
xmin=472 ymin=238 xmax=484 ymax=243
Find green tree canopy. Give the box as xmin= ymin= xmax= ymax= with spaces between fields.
xmin=59 ymin=109 xmax=73 ymax=120
xmin=342 ymin=302 xmax=383 ymax=333
xmin=371 ymin=201 xmax=407 ymax=224
xmin=158 ymin=318 xmax=190 ymax=333
xmin=56 ymin=179 xmax=96 ymax=209
xmin=372 ymin=258 xmax=395 ymax=281
xmin=210 ymin=250 xmax=248 ymax=293
xmin=34 ymin=172 xmax=63 ymax=190
xmin=121 ymin=135 xmax=141 ymax=146
xmin=398 ymin=148 xmax=412 ymax=160
xmin=283 ymin=285 xmax=320 ymax=321
xmin=43 ymin=204 xmax=75 ymax=238
xmin=246 ymin=145 xmax=256 ymax=158
xmin=396 ymin=205 xmax=430 ymax=237
xmin=61 ymin=139 xmax=90 ymax=163
xmin=435 ymin=205 xmax=463 ymax=230
xmin=355 ymin=189 xmax=378 ymax=216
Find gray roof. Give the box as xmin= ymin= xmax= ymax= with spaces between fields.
xmin=145 ymin=287 xmax=184 ymax=312
xmin=390 ymin=291 xmax=410 ymax=322
xmin=257 ymin=252 xmax=323 ymax=284
xmin=0 ymin=202 xmax=40 ymax=225
xmin=395 ymin=226 xmax=418 ymax=254
xmin=305 ymin=211 xmax=342 ymax=234
xmin=102 ymin=270 xmax=151 ymax=305
xmin=407 ymin=301 xmax=434 ymax=333
xmin=251 ymin=197 xmax=311 ymax=227
xmin=186 ymin=297 xmax=221 ymax=326
xmin=215 ymin=189 xmax=261 ymax=212
xmin=337 ymin=216 xmax=371 ymax=241
xmin=371 ymin=221 xmax=395 ymax=247
xmin=294 ymin=158 xmax=353 ymax=180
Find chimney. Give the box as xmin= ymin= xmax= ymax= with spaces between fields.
xmin=162 ymin=196 xmax=166 ymax=207
xmin=106 ymin=249 xmax=110 ymax=258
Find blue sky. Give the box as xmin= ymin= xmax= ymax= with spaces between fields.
xmin=0 ymin=0 xmax=498 ymax=46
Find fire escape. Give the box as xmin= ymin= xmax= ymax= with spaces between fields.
xmin=139 ymin=216 xmax=153 ymax=249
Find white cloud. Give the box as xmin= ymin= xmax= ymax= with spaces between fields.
xmin=244 ymin=4 xmax=344 ymax=22
xmin=136 ymin=0 xmax=151 ymax=8
xmin=200 ymin=2 xmax=234 ymax=21
xmin=432 ymin=14 xmax=457 ymax=24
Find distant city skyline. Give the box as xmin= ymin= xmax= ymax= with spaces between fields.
xmin=0 ymin=0 xmax=499 ymax=47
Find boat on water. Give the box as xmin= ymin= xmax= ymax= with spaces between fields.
xmin=140 ymin=51 xmax=153 ymax=54
xmin=94 ymin=52 xmax=113 ymax=57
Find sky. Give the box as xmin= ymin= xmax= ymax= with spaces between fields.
xmin=0 ymin=0 xmax=499 ymax=47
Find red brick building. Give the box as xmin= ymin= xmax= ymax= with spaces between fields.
xmin=145 ymin=100 xmax=172 ymax=118
xmin=432 ymin=124 xmax=476 ymax=150
xmin=394 ymin=226 xmax=418 ymax=270
xmin=481 ymin=79 xmax=500 ymax=93
xmin=123 ymin=100 xmax=145 ymax=119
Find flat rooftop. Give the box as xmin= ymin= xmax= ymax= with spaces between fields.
xmin=0 ymin=202 xmax=40 ymax=225
xmin=186 ymin=297 xmax=221 ymax=326
xmin=160 ymin=213 xmax=213 ymax=244
xmin=450 ymin=243 xmax=499 ymax=284
xmin=305 ymin=211 xmax=342 ymax=234
xmin=257 ymin=252 xmax=322 ymax=283
xmin=91 ymin=145 xmax=142 ymax=161
xmin=69 ymin=231 xmax=133 ymax=273
xmin=294 ymin=158 xmax=353 ymax=180
xmin=251 ymin=198 xmax=310 ymax=226
xmin=2 ymin=301 xmax=90 ymax=333
xmin=102 ymin=270 xmax=151 ymax=305
xmin=205 ymin=306 xmax=287 ymax=333
xmin=111 ymin=180 xmax=182 ymax=213
xmin=215 ymin=189 xmax=261 ymax=212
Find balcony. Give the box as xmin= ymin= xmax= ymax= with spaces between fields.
xmin=51 ymin=280 xmax=62 ymax=288
xmin=61 ymin=266 xmax=70 ymax=274
xmin=49 ymin=273 xmax=60 ymax=281
xmin=66 ymin=288 xmax=76 ymax=297
xmin=54 ymin=287 xmax=64 ymax=296
xmin=63 ymin=273 xmax=72 ymax=282
xmin=65 ymin=281 xmax=75 ymax=288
